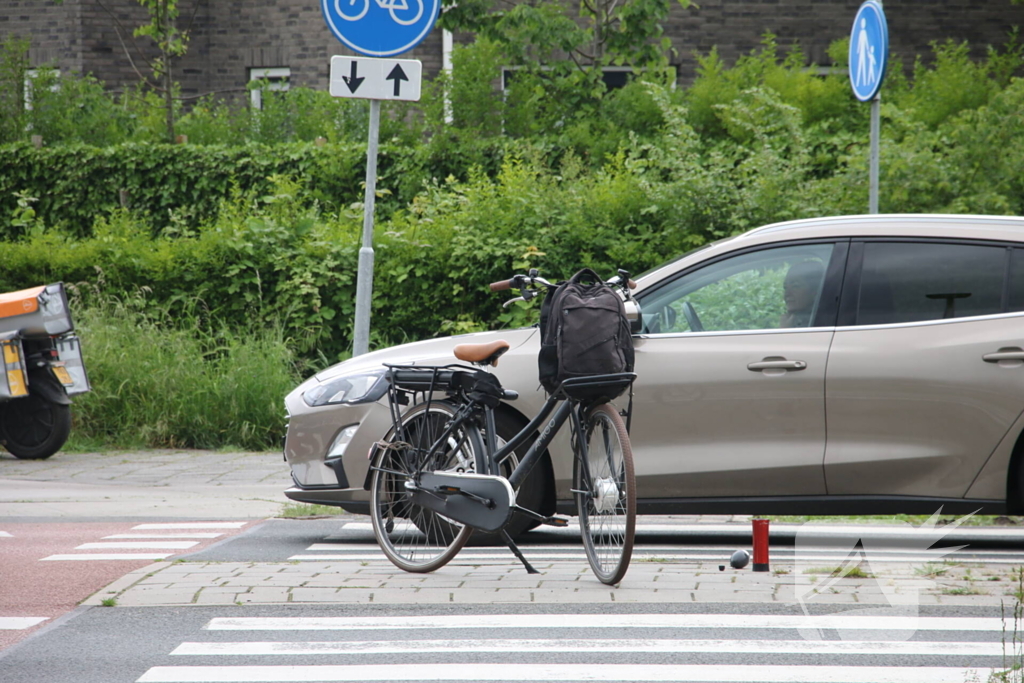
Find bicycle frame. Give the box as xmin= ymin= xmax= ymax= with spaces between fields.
xmin=382 ymin=364 xmax=635 ymax=526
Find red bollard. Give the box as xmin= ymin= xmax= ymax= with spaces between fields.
xmin=752 ymin=518 xmax=770 ymax=572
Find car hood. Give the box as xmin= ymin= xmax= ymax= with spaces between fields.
xmin=314 ymin=327 xmax=539 ymax=382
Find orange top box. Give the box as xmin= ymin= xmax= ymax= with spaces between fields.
xmin=0 ymin=283 xmax=74 ymax=337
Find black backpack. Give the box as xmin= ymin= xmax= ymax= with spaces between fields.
xmin=537 ymin=268 xmax=635 ymax=400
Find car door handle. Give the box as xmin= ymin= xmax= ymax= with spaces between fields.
xmin=983 ymin=349 xmax=1024 ymax=362
xmin=747 ymin=359 xmax=807 ymax=371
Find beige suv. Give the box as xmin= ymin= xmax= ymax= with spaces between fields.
xmin=284 ymin=214 xmax=1024 ymax=525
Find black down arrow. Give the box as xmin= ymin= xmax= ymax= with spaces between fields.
xmin=342 ymin=61 xmax=364 ymax=93
xmin=386 ymin=64 xmax=409 ymax=97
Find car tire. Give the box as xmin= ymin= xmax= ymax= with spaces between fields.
xmin=456 ymin=409 xmax=551 ymax=545
xmin=0 ymin=395 xmax=72 ymax=460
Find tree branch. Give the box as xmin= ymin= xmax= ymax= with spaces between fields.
xmin=93 ymin=0 xmax=158 ymax=81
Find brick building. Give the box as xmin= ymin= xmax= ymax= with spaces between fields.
xmin=3 ymin=0 xmax=1024 ymax=101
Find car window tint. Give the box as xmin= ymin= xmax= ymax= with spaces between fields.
xmin=637 ymin=244 xmax=834 ymax=333
xmin=1009 ymin=249 xmax=1024 ymax=313
xmin=857 ymin=242 xmax=1006 ymax=325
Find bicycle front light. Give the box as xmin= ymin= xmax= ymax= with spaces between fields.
xmin=302 ymin=370 xmax=388 ymax=407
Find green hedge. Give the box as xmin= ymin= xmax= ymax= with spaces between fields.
xmin=0 ymin=137 xmax=515 ymax=239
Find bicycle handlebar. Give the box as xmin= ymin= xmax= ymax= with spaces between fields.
xmin=489 ymin=279 xmax=515 ymax=292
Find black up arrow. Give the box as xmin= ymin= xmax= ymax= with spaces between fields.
xmin=386 ymin=64 xmax=408 ymax=97
xmin=342 ymin=61 xmax=364 ymax=93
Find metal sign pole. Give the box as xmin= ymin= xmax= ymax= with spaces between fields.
xmin=848 ymin=0 xmax=887 ymax=215
xmin=352 ymin=98 xmax=381 ymax=357
xmin=869 ymin=95 xmax=880 ymax=214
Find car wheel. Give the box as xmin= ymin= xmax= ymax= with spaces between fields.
xmin=422 ymin=409 xmax=551 ymax=545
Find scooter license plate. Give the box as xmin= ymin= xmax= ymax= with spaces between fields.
xmin=52 ymin=366 xmax=74 ymax=386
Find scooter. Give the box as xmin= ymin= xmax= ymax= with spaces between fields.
xmin=0 ymin=283 xmax=90 ymax=460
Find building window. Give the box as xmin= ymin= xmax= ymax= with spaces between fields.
xmin=248 ymin=67 xmax=290 ymax=110
xmin=24 ymin=68 xmax=60 ymax=111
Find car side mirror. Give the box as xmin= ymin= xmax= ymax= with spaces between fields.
xmin=623 ymin=300 xmax=643 ymax=334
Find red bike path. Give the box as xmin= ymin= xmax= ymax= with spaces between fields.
xmin=0 ymin=520 xmax=254 ymax=650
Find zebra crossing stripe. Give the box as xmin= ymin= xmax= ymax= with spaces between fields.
xmin=136 ymin=663 xmax=996 ymax=682
xmin=104 ymin=533 xmax=223 ymax=539
xmin=0 ymin=616 xmax=47 ymax=629
xmin=40 ymin=553 xmax=172 ymax=561
xmin=288 ymin=551 xmax=1024 ymax=564
xmin=170 ymin=638 xmax=1005 ymax=656
xmin=206 ymin=614 xmax=1013 ymax=632
xmin=132 ymin=523 xmax=246 ymax=530
xmin=75 ymin=541 xmax=200 ymax=550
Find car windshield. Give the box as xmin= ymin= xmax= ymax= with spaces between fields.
xmin=634 ymin=240 xmax=724 ymax=281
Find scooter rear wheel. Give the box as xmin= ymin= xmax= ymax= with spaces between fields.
xmin=0 ymin=394 xmax=72 ymax=460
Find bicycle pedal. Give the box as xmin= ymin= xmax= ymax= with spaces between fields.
xmin=544 ymin=517 xmax=569 ymax=527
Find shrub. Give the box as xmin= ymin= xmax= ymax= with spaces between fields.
xmin=68 ymin=288 xmax=303 ymax=450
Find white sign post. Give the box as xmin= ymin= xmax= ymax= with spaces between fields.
xmin=329 ymin=56 xmax=423 ymax=357
xmin=329 ymin=56 xmax=421 ymax=358
xmin=321 ymin=0 xmax=438 ymax=357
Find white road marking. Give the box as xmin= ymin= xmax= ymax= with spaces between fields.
xmin=205 ymin=614 xmax=1014 ymax=632
xmin=75 ymin=541 xmax=199 ymax=550
xmin=170 ymin=638 xmax=1004 ymax=657
xmin=136 ymin=664 xmax=996 ymax=682
xmin=288 ymin=551 xmax=1024 ymax=564
xmin=133 ymin=523 xmax=246 ymax=530
xmin=0 ymin=531 xmax=13 ymax=537
xmin=338 ymin=520 xmax=1024 ymax=539
xmin=0 ymin=616 xmax=48 ymax=630
xmin=287 ymin=554 xmax=584 ymax=561
xmin=104 ymin=533 xmax=223 ymax=539
xmin=40 ymin=553 xmax=172 ymax=561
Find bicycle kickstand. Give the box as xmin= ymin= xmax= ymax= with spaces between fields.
xmin=500 ymin=530 xmax=540 ymax=575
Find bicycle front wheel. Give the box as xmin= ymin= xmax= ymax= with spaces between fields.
xmin=370 ymin=401 xmax=482 ymax=573
xmin=573 ymin=402 xmax=636 ymax=585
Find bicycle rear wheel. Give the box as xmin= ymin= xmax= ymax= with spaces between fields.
xmin=573 ymin=402 xmax=636 ymax=585
xmin=370 ymin=401 xmax=482 ymax=573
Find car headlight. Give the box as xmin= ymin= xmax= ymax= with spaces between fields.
xmin=302 ymin=370 xmax=388 ymax=407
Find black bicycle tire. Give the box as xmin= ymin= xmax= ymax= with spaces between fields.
xmin=369 ymin=401 xmax=481 ymax=573
xmin=573 ymin=402 xmax=636 ymax=585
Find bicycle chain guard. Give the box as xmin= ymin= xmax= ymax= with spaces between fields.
xmin=410 ymin=471 xmax=516 ymax=533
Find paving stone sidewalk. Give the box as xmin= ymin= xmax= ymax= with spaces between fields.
xmin=87 ymin=555 xmax=1024 ymax=608
xmin=0 ymin=449 xmax=291 ymax=518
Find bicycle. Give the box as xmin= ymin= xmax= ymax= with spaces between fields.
xmin=368 ymin=270 xmax=638 ymax=585
xmin=333 ymin=0 xmax=424 ymax=25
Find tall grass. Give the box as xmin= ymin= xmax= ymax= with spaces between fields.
xmin=66 ymin=290 xmax=303 ymax=451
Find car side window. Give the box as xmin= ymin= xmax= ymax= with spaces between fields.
xmin=637 ymin=244 xmax=835 ymax=334
xmin=856 ymin=242 xmax=1006 ymax=325
xmin=1008 ymin=248 xmax=1024 ymax=313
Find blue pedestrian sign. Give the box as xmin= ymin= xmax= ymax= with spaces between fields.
xmin=321 ymin=0 xmax=440 ymax=58
xmin=849 ymin=1 xmax=888 ymax=101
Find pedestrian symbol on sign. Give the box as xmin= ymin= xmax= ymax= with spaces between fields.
xmin=848 ymin=1 xmax=888 ymax=102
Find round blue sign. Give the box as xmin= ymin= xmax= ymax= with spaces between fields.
xmin=848 ymin=0 xmax=889 ymax=101
xmin=321 ymin=0 xmax=440 ymax=58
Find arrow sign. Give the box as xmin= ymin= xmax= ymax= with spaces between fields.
xmin=343 ymin=61 xmax=365 ymax=93
xmin=329 ymin=56 xmax=422 ymax=102
xmin=386 ymin=64 xmax=409 ymax=97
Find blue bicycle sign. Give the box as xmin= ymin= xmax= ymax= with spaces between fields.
xmin=321 ymin=0 xmax=440 ymax=58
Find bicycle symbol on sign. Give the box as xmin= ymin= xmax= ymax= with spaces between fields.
xmin=334 ymin=0 xmax=423 ymax=25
